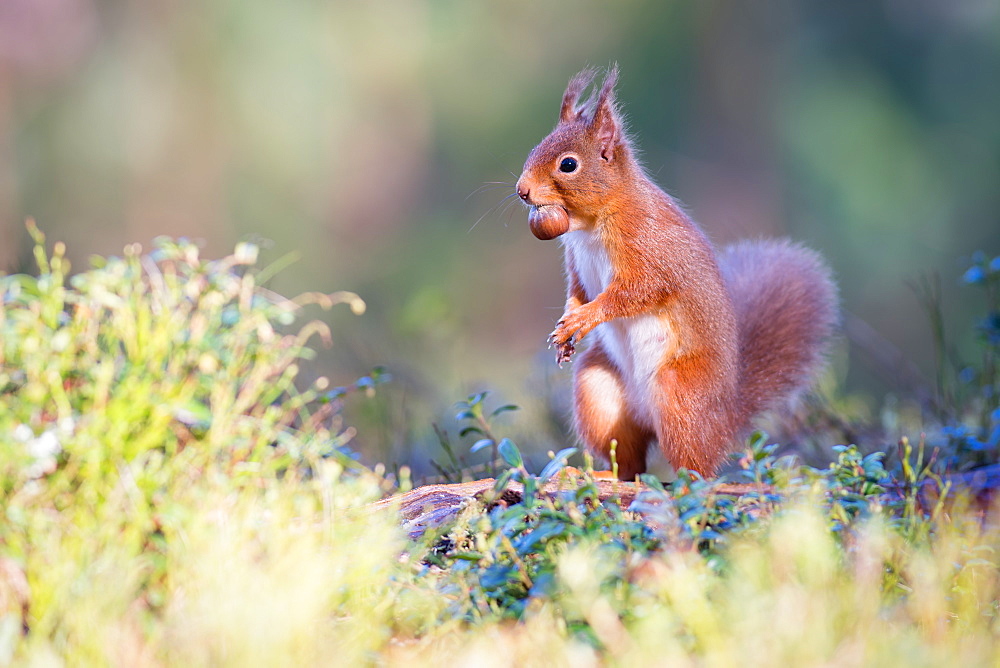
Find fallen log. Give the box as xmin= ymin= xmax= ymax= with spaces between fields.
xmin=371 ymin=472 xmax=771 ymax=541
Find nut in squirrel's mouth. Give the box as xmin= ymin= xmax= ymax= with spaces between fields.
xmin=528 ymin=204 xmax=571 ymax=240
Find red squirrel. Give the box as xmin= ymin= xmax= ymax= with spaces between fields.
xmin=515 ymin=66 xmax=838 ymax=480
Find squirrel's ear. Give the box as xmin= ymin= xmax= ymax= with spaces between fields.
xmin=591 ymin=65 xmax=621 ymax=162
xmin=560 ymin=68 xmax=598 ymax=123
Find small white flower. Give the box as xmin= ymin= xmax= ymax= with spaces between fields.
xmin=57 ymin=417 xmax=76 ymax=436
xmin=28 ymin=430 xmax=61 ymax=460
xmin=13 ymin=424 xmax=33 ymax=442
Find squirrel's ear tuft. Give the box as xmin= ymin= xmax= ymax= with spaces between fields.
xmin=591 ymin=64 xmax=622 ymax=162
xmin=560 ymin=68 xmax=598 ymax=123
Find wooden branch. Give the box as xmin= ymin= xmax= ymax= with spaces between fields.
xmin=371 ymin=474 xmax=771 ymax=541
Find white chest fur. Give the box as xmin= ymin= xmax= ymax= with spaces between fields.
xmin=562 ymin=230 xmax=612 ymax=298
xmin=560 ymin=230 xmax=672 ymax=426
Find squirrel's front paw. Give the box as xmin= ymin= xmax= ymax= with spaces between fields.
xmin=554 ymin=339 xmax=576 ymax=365
xmin=548 ymin=334 xmax=576 ymax=366
xmin=549 ymin=312 xmax=587 ymax=365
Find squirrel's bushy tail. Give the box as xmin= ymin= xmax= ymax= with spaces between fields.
xmin=719 ymin=239 xmax=838 ymax=421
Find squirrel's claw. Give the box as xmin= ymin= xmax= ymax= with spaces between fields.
xmin=555 ymin=339 xmax=576 ymax=366
xmin=549 ymin=314 xmax=583 ymax=366
xmin=549 ymin=326 xmax=577 ymax=366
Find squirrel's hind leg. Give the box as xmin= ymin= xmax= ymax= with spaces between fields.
xmin=573 ymin=340 xmax=654 ymax=481
xmin=653 ymin=353 xmax=741 ymax=477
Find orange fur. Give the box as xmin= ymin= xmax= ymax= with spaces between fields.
xmin=516 ymin=66 xmax=838 ymax=479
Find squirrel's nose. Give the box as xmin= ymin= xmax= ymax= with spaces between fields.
xmin=516 ymin=181 xmax=531 ymax=202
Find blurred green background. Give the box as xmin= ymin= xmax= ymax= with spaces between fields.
xmin=2 ymin=0 xmax=998 ymax=474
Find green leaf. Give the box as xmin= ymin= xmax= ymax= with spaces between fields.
xmin=747 ymin=430 xmax=768 ymax=451
xmin=638 ymin=473 xmax=666 ymax=492
xmin=497 ymin=438 xmax=522 ymax=468
xmin=470 ymin=438 xmax=494 ymax=454
xmin=493 ymin=469 xmax=514 ymax=494
xmin=489 ymin=404 xmax=520 ymax=418
xmin=523 ymin=476 xmax=538 ymax=504
xmin=538 ymin=447 xmax=578 ymax=482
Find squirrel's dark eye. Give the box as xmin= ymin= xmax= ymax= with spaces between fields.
xmin=559 ymin=157 xmax=578 ymax=173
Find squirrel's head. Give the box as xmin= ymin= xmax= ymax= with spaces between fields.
xmin=516 ymin=65 xmax=633 ymax=240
